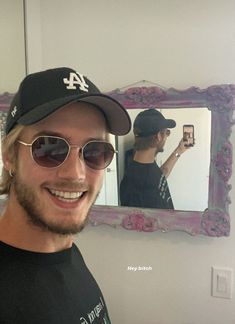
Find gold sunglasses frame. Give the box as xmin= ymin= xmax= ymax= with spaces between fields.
xmin=18 ymin=135 xmax=117 ymax=170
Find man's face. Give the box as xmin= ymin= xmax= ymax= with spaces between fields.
xmin=157 ymin=129 xmax=170 ymax=153
xmin=12 ymin=102 xmax=107 ymax=235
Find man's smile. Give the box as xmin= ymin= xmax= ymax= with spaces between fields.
xmin=48 ymin=189 xmax=84 ymax=199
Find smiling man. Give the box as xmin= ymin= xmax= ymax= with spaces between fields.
xmin=0 ymin=67 xmax=131 ymax=324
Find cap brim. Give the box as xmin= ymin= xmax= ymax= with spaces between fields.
xmin=134 ymin=117 xmax=176 ymax=137
xmin=165 ymin=119 xmax=176 ymax=128
xmin=18 ymin=93 xmax=131 ymax=136
xmin=79 ymin=94 xmax=131 ymax=135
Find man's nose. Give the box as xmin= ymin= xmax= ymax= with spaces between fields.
xmin=57 ymin=148 xmax=86 ymax=181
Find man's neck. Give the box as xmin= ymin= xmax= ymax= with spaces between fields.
xmin=133 ymin=148 xmax=157 ymax=163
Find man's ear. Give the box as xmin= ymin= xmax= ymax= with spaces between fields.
xmin=2 ymin=149 xmax=14 ymax=173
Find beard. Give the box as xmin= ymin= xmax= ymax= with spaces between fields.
xmin=156 ymin=140 xmax=166 ymax=154
xmin=13 ymin=173 xmax=99 ymax=236
xmin=155 ymin=146 xmax=164 ymax=156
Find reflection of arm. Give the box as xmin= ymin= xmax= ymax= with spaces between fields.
xmin=160 ymin=138 xmax=190 ymax=178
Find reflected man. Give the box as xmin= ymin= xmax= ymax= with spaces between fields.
xmin=120 ymin=109 xmax=190 ymax=209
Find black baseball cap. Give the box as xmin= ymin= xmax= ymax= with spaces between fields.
xmin=6 ymin=67 xmax=131 ymax=135
xmin=134 ymin=109 xmax=176 ymax=137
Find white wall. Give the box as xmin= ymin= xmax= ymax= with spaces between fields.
xmin=0 ymin=0 xmax=26 ymax=92
xmin=25 ymin=1 xmax=235 ymax=323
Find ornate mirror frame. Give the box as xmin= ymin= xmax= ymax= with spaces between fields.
xmin=92 ymin=84 xmax=235 ymax=237
xmin=0 ymin=85 xmax=235 ymax=236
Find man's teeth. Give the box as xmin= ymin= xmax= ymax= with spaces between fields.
xmin=49 ymin=189 xmax=83 ymax=199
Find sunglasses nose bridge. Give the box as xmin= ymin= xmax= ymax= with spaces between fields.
xmin=68 ymin=144 xmax=84 ymax=161
xmin=73 ymin=145 xmax=92 ymax=168
xmin=61 ymin=144 xmax=87 ymax=177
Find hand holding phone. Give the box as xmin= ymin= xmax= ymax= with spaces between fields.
xmin=183 ymin=124 xmax=194 ymax=147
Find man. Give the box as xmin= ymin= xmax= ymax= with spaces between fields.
xmin=120 ymin=109 xmax=190 ymax=209
xmin=0 ymin=67 xmax=131 ymax=323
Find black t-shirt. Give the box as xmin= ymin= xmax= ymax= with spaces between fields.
xmin=120 ymin=160 xmax=174 ymax=209
xmin=0 ymin=241 xmax=111 ymax=324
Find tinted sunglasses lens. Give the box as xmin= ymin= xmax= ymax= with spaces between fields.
xmin=83 ymin=142 xmax=114 ymax=170
xmin=32 ymin=137 xmax=69 ymax=167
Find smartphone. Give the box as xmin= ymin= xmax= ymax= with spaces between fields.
xmin=183 ymin=124 xmax=194 ymax=147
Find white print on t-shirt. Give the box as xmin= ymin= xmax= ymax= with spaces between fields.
xmin=158 ymin=174 xmax=168 ymax=200
xmin=79 ymin=297 xmax=110 ymax=324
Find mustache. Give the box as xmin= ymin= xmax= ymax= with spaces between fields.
xmin=42 ymin=181 xmax=90 ymax=192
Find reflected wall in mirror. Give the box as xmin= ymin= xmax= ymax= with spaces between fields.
xmin=119 ymin=107 xmax=211 ymax=212
xmin=1 ymin=83 xmax=235 ymax=237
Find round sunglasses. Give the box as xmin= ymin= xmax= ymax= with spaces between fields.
xmin=18 ymin=136 xmax=116 ymax=170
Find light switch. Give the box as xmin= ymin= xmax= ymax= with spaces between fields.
xmin=211 ymin=266 xmax=233 ymax=299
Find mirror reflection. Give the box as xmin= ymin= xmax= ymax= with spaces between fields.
xmin=118 ymin=107 xmax=211 ymax=211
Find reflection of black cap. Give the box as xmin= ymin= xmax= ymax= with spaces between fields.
xmin=6 ymin=67 xmax=131 ymax=135
xmin=134 ymin=109 xmax=176 ymax=137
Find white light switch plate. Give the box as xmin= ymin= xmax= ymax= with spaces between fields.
xmin=211 ymin=266 xmax=233 ymax=299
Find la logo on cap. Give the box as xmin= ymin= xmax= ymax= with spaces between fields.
xmin=11 ymin=106 xmax=18 ymax=118
xmin=63 ymin=72 xmax=89 ymax=92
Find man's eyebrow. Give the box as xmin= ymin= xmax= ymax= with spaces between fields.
xmin=33 ymin=130 xmax=64 ymax=138
xmin=32 ymin=131 xmax=107 ymax=143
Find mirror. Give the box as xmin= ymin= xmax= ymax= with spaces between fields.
xmin=119 ymin=107 xmax=211 ymax=212
xmin=89 ymin=82 xmax=235 ymax=237
xmin=1 ymin=83 xmax=234 ymax=237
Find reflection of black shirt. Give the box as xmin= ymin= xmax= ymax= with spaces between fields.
xmin=124 ymin=148 xmax=135 ymax=170
xmin=120 ymin=160 xmax=174 ymax=209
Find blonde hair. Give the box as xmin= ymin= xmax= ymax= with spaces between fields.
xmin=0 ymin=125 xmax=25 ymax=195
